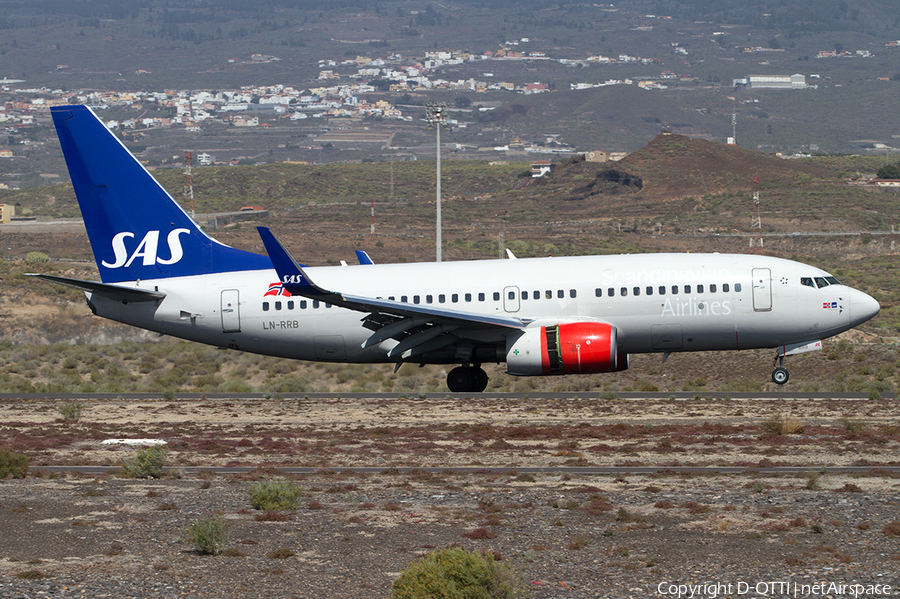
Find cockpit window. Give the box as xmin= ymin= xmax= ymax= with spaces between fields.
xmin=825 ymin=276 xmax=840 ymax=285
xmin=801 ymin=277 xmax=815 ymax=288
xmin=814 ymin=277 xmax=829 ymax=288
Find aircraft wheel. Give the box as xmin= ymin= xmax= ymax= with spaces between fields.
xmin=447 ymin=366 xmax=475 ymax=393
xmin=772 ymin=367 xmax=790 ymax=385
xmin=474 ymin=367 xmax=489 ymax=392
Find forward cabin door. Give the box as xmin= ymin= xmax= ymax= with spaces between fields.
xmin=221 ymin=289 xmax=241 ymax=333
xmin=751 ymin=268 xmax=772 ymax=312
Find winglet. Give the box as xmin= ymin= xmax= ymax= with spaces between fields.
xmin=356 ymin=250 xmax=375 ymax=265
xmin=257 ymin=226 xmax=333 ymax=299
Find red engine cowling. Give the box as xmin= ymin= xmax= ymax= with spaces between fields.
xmin=506 ymin=322 xmax=625 ymax=376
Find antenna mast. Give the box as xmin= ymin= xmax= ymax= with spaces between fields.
xmin=183 ymin=150 xmax=195 ymax=219
xmin=749 ymin=175 xmax=764 ymax=254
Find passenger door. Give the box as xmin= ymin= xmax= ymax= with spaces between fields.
xmin=751 ymin=268 xmax=772 ymax=312
xmin=221 ymin=289 xmax=241 ymax=333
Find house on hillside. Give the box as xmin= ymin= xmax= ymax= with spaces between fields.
xmin=0 ymin=204 xmax=14 ymax=224
xmin=531 ymin=160 xmax=553 ymax=178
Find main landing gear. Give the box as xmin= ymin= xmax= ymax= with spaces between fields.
xmin=772 ymin=354 xmax=789 ymax=385
xmin=447 ymin=365 xmax=489 ymax=393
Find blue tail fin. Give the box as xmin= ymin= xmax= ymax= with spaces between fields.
xmin=51 ymin=105 xmax=271 ymax=283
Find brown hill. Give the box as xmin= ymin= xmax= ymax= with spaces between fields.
xmin=616 ymin=133 xmax=836 ymax=200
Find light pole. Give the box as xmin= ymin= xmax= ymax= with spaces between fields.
xmin=425 ymin=101 xmax=449 ymax=262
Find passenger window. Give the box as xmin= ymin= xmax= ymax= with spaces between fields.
xmin=388 ymin=296 xmax=395 ymax=301
xmin=413 ymin=295 xmax=420 ymax=304
xmin=313 ymin=300 xmax=320 ymax=308
xmin=263 ymin=302 xmax=270 ymax=311
xmin=658 ymin=286 xmax=666 ymax=295
xmin=558 ymin=290 xmax=564 ymax=298
xmin=493 ymin=292 xmax=500 ymax=301
xmin=671 ymin=285 xmax=678 ymax=295
xmin=608 ymin=288 xmax=615 ymax=297
xmin=532 ymin=291 xmax=539 ymax=300
xmin=452 ymin=293 xmax=459 ymax=303
xmin=546 ymin=290 xmax=553 ymax=299
xmin=478 ymin=292 xmax=485 ymax=301
xmin=439 ymin=294 xmax=445 ymax=303
xmin=697 ymin=284 xmax=704 ymax=293
xmin=621 ymin=287 xmax=628 ymax=297
xmin=300 ymin=300 xmax=307 ymax=309
xmin=633 ymin=287 xmax=640 ymax=296
xmin=275 ymin=301 xmax=282 ymax=310
xmin=570 ymin=289 xmax=576 ymax=298
xmin=595 ymin=288 xmax=602 ymax=298
xmin=723 ymin=284 xmax=730 ymax=293
xmin=288 ymin=301 xmax=294 ymax=310
xmin=325 ymin=303 xmax=332 ymax=308
xmin=684 ymin=285 xmax=691 ymax=294
xmin=521 ymin=290 xmax=528 ymax=300
xmin=401 ymin=295 xmax=408 ymax=303
xmin=508 ymin=291 xmax=515 ymax=300
xmin=426 ymin=295 xmax=433 ymax=304
xmin=709 ymin=284 xmax=716 ymax=293
xmin=465 ymin=293 xmax=472 ymax=302
xmin=646 ymin=286 xmax=653 ymax=296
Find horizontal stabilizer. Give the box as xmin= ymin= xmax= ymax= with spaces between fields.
xmin=26 ymin=274 xmax=166 ymax=302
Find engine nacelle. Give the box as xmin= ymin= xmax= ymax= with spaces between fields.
xmin=506 ymin=322 xmax=624 ymax=376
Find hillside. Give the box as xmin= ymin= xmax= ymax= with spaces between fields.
xmin=616 ymin=133 xmax=836 ymax=199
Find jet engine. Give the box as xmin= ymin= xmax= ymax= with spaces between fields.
xmin=506 ymin=322 xmax=627 ymax=376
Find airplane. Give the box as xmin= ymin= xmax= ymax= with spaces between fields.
xmin=31 ymin=104 xmax=880 ymax=393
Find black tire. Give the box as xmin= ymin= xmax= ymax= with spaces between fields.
xmin=474 ymin=367 xmax=489 ymax=392
xmin=447 ymin=366 xmax=475 ymax=392
xmin=772 ymin=367 xmax=789 ymax=385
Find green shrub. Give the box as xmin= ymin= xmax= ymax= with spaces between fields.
xmin=0 ymin=447 xmax=29 ymax=479
xmin=391 ymin=546 xmax=519 ymax=599
xmin=24 ymin=251 xmax=50 ymax=264
xmin=121 ymin=446 xmax=167 ymax=479
xmin=249 ymin=478 xmax=302 ymax=511
xmin=184 ymin=516 xmax=230 ymax=555
xmin=57 ymin=400 xmax=85 ymax=423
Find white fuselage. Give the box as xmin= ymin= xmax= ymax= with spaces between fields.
xmin=86 ymin=252 xmax=878 ymax=369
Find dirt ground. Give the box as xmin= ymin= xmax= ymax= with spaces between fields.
xmin=2 ymin=395 xmax=900 ymax=598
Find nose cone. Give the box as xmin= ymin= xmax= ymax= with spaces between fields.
xmin=850 ymin=289 xmax=880 ymax=326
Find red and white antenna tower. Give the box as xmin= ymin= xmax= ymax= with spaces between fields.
xmin=183 ymin=150 xmax=195 ymax=218
xmin=749 ymin=175 xmax=764 ymax=254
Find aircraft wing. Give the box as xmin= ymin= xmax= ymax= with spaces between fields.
xmin=257 ymin=227 xmax=527 ymax=357
xmin=26 ymin=274 xmax=166 ymax=303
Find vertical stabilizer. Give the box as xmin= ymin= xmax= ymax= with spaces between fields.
xmin=51 ymin=105 xmax=271 ymax=283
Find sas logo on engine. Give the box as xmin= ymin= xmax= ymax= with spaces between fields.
xmin=822 ymin=301 xmax=838 ymax=310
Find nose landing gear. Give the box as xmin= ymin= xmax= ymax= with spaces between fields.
xmin=772 ymin=354 xmax=789 ymax=385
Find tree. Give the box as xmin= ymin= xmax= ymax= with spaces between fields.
xmin=876 ymin=163 xmax=900 ymax=179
